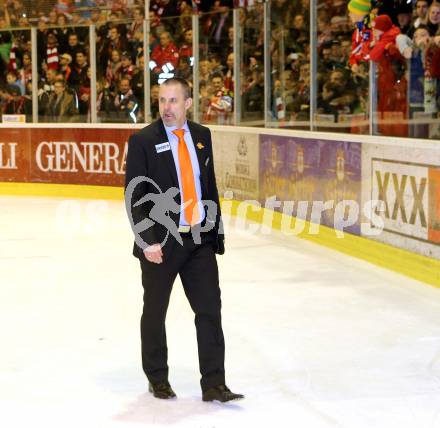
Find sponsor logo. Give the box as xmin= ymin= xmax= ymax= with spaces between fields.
xmin=0 ymin=142 xmax=17 ymax=170
xmin=224 ymin=136 xmax=258 ymax=198
xmin=371 ymin=159 xmax=440 ymax=244
xmin=35 ymin=141 xmax=128 ymax=174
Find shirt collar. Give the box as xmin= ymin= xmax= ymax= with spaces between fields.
xmin=164 ymin=121 xmax=189 ymax=134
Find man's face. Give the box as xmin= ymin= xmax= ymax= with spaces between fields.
xmin=149 ymin=11 xmax=157 ymax=26
xmin=6 ymin=73 xmax=15 ymax=84
xmin=119 ymin=79 xmax=130 ymax=94
xmin=91 ymin=10 xmax=100 ymax=21
xmin=416 ymin=1 xmax=428 ymax=18
xmin=341 ymin=40 xmax=351 ymax=56
xmin=47 ymin=34 xmax=56 ymax=45
xmin=159 ymin=83 xmax=192 ymax=128
xmin=133 ymin=9 xmax=142 ymax=20
xmin=69 ymin=35 xmax=78 ymax=47
xmin=430 ymin=6 xmax=440 ymax=24
xmin=293 ymin=15 xmax=304 ymax=29
xmin=76 ymin=53 xmax=86 ymax=66
xmin=184 ymin=30 xmax=192 ymax=44
xmin=111 ymin=50 xmax=120 ymax=62
xmin=54 ymin=82 xmax=64 ymax=96
xmin=109 ymin=28 xmax=119 ymax=41
xmin=200 ymin=61 xmax=210 ymax=74
xmin=330 ymin=71 xmax=343 ymax=86
xmin=397 ymin=13 xmax=412 ymax=27
xmin=300 ymin=64 xmax=310 ymax=80
xmin=159 ymin=32 xmax=170 ymax=47
xmin=414 ymin=28 xmax=431 ymax=47
xmin=211 ymin=77 xmax=223 ymax=92
xmin=179 ymin=58 xmax=189 ymax=69
xmin=331 ymin=44 xmax=341 ymax=58
xmin=151 ymin=85 xmax=159 ymax=101
xmin=47 ymin=70 xmax=56 ymax=82
xmin=48 ymin=11 xmax=57 ymax=23
xmin=121 ymin=56 xmax=131 ymax=67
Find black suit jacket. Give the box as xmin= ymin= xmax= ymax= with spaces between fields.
xmin=125 ymin=119 xmax=225 ymax=259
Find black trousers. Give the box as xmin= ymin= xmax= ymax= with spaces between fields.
xmin=139 ymin=233 xmax=225 ymax=391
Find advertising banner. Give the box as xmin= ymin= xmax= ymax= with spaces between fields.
xmin=362 ymin=144 xmax=440 ymax=258
xmin=211 ymin=130 xmax=259 ymax=201
xmin=259 ymin=135 xmax=362 ymax=235
xmin=0 ymin=128 xmax=32 ymax=182
xmin=0 ymin=128 xmax=132 ymax=186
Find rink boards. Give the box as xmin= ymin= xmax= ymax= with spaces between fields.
xmin=0 ymin=124 xmax=439 ymax=284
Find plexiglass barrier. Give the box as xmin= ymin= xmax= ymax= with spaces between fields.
xmin=0 ymin=0 xmax=438 ymax=140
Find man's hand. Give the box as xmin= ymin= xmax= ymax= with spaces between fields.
xmin=402 ymin=46 xmax=413 ymax=59
xmin=143 ymin=244 xmax=163 ymax=264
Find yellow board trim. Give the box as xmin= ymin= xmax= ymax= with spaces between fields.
xmin=1 ymin=182 xmax=439 ymax=288
xmin=0 ymin=182 xmax=124 ymax=200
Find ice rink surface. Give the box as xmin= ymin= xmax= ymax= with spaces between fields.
xmin=1 ymin=196 xmax=440 ymax=428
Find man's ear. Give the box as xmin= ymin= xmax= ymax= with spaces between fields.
xmin=185 ymin=97 xmax=193 ymax=110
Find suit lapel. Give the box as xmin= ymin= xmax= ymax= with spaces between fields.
xmin=153 ymin=119 xmax=179 ymax=187
xmin=187 ymin=121 xmax=208 ymax=192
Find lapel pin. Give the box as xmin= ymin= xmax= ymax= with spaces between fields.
xmin=197 ymin=142 xmax=204 ymax=150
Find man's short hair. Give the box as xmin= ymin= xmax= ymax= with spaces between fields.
xmin=54 ymin=79 xmax=66 ymax=87
xmin=414 ymin=24 xmax=429 ymax=33
xmin=161 ymin=77 xmax=192 ymax=99
xmin=210 ymin=72 xmax=223 ymax=81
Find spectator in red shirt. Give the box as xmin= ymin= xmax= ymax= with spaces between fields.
xmin=120 ymin=51 xmax=135 ymax=80
xmin=151 ymin=31 xmax=179 ymax=76
xmin=178 ymin=28 xmax=193 ymax=58
xmin=46 ymin=33 xmax=59 ymax=71
xmin=368 ymin=14 xmax=408 ymax=137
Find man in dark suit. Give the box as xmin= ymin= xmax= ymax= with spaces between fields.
xmin=125 ymin=77 xmax=244 ymax=403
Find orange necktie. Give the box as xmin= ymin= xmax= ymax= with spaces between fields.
xmin=172 ymin=129 xmax=199 ymax=225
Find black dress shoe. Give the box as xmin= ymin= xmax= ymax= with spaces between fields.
xmin=148 ymin=381 xmax=176 ymax=399
xmin=202 ymin=385 xmax=244 ymax=402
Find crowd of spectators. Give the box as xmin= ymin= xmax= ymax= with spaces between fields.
xmin=0 ymin=0 xmax=267 ymax=123
xmin=0 ymin=0 xmax=438 ymax=136
xmin=268 ymin=0 xmax=440 ymax=137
